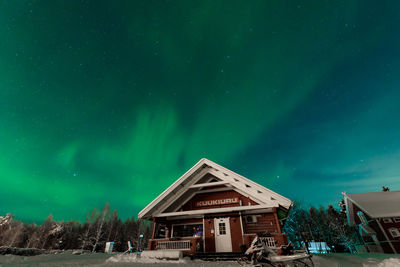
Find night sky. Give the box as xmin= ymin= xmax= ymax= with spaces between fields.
xmin=1 ymin=1 xmax=400 ymax=223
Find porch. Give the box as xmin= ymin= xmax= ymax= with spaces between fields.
xmin=148 ymin=233 xmax=287 ymax=256
xmin=148 ymin=237 xmax=202 ymax=255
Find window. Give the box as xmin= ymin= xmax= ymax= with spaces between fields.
xmin=219 ymin=223 xmax=226 ymax=235
xmin=172 ymin=224 xmax=203 ymax=237
xmin=388 ymin=228 xmax=400 ymax=238
xmin=383 ymin=218 xmax=393 ymax=223
xmin=394 ymin=218 xmax=400 ymax=223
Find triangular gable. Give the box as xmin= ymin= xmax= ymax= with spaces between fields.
xmin=138 ymin=158 xmax=293 ymax=220
xmin=164 ymin=175 xmax=259 ymax=214
xmin=179 ymin=187 xmax=258 ymax=212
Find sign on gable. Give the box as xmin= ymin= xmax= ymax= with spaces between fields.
xmin=196 ymin=197 xmax=239 ymax=207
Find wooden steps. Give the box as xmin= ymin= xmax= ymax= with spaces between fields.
xmin=192 ymin=252 xmax=244 ymax=261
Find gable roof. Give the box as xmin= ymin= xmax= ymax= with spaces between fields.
xmin=138 ymin=158 xmax=293 ymax=220
xmin=344 ymin=190 xmax=400 ymax=218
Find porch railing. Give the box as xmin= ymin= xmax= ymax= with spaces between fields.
xmin=260 ymin=237 xmax=277 ymax=247
xmin=156 ymin=240 xmax=192 ymax=250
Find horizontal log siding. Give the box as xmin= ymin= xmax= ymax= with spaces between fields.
xmin=243 ymin=213 xmax=279 ymax=234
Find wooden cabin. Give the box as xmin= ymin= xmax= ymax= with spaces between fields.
xmin=138 ymin=158 xmax=293 ymax=255
xmin=344 ymin=190 xmax=400 ymax=254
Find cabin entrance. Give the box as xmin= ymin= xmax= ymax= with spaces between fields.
xmin=214 ymin=217 xmax=232 ymax=252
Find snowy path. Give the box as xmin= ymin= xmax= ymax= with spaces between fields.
xmin=1 ymin=253 xmax=400 ymax=267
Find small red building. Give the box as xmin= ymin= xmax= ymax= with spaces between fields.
xmin=344 ymin=190 xmax=400 ymax=254
xmin=138 ymin=158 xmax=293 ymax=255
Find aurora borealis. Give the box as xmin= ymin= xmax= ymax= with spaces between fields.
xmin=1 ymin=1 xmax=400 ymax=222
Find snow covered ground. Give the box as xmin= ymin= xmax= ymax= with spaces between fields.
xmin=312 ymin=253 xmax=400 ymax=267
xmin=0 ymin=253 xmax=400 ymax=267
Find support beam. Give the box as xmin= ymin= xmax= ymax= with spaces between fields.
xmin=189 ymin=181 xmax=230 ymax=188
xmin=376 ymin=219 xmax=397 ymax=253
xmin=157 ymin=205 xmax=275 ymax=218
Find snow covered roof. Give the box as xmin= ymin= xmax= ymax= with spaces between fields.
xmin=138 ymin=158 xmax=293 ymax=220
xmin=345 ymin=190 xmax=400 ymax=218
xmin=0 ymin=214 xmax=13 ymax=226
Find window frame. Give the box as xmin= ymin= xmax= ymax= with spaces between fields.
xmin=218 ymin=222 xmax=226 ymax=235
xmin=388 ymin=228 xmax=400 ymax=238
xmin=171 ymin=222 xmax=204 ymax=238
xmin=383 ymin=218 xmax=393 ymax=223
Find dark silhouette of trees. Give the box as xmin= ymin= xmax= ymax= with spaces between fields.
xmin=2 ymin=202 xmax=363 ymax=254
xmin=283 ymin=203 xmax=362 ymax=253
xmin=326 ymin=205 xmax=361 ymax=253
xmin=0 ymin=203 xmax=152 ymax=253
xmin=283 ymin=202 xmax=308 ymax=249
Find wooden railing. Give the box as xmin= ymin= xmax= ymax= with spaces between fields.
xmin=261 ymin=237 xmax=277 ymax=247
xmin=156 ymin=240 xmax=192 ymax=250
xmin=243 ymin=233 xmax=288 ymax=249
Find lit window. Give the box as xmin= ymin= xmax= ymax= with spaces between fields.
xmin=388 ymin=228 xmax=400 ymax=238
xmin=383 ymin=218 xmax=393 ymax=223
xmin=394 ymin=218 xmax=400 ymax=223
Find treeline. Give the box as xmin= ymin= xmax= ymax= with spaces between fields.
xmin=0 ymin=203 xmax=152 ymax=252
xmin=283 ymin=203 xmax=362 ymax=253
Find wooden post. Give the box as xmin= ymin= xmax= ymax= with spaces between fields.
xmin=273 ymin=208 xmax=282 ymax=234
xmin=151 ymin=217 xmax=156 ymax=239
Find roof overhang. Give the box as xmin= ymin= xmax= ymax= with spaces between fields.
xmin=138 ymin=158 xmax=293 ymax=220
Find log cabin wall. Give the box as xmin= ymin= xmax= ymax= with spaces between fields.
xmin=204 ymin=218 xmax=215 ymax=252
xmin=242 ymin=213 xmax=279 ymax=234
xmin=229 ymin=217 xmax=244 ymax=252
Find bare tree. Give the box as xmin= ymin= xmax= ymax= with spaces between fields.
xmin=106 ymin=210 xmax=119 ymax=242
xmin=79 ymin=208 xmax=98 ymax=252
xmin=25 ymin=223 xmax=39 ymax=248
xmin=8 ymin=222 xmax=24 ymax=247
xmin=91 ymin=202 xmax=111 ymax=252
xmin=327 ymin=205 xmax=359 ymax=253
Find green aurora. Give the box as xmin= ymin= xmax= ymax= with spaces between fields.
xmin=1 ymin=1 xmax=400 ymax=222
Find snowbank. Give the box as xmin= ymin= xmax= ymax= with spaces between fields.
xmin=1 ymin=252 xmax=400 ymax=266
xmin=313 ymin=253 xmax=400 ymax=267
xmin=141 ymin=250 xmax=182 ymax=260
xmin=106 ymin=252 xmax=188 ymax=264
xmin=377 ymin=258 xmax=400 ymax=267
